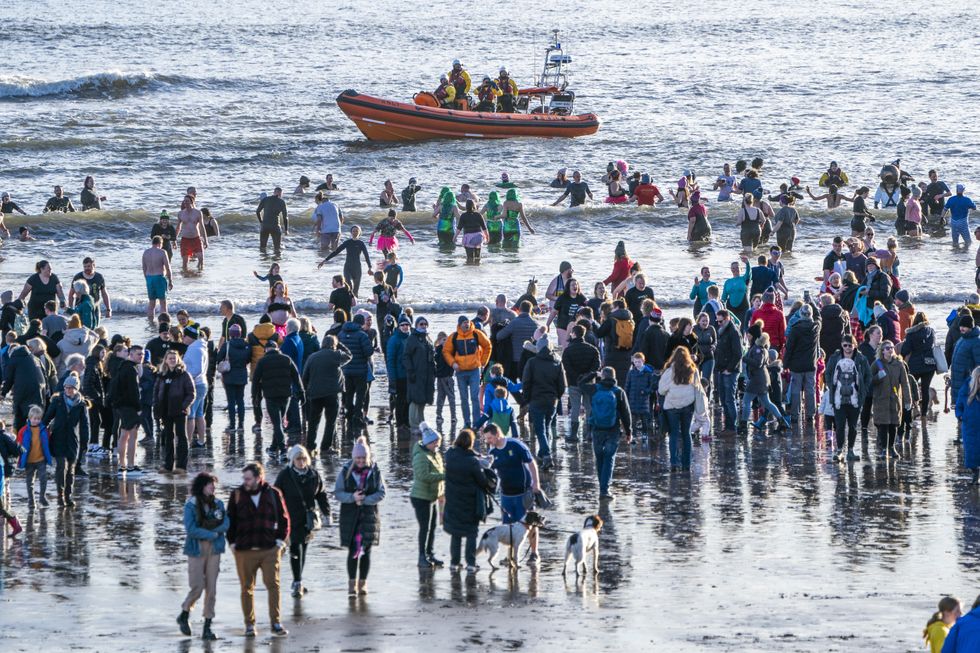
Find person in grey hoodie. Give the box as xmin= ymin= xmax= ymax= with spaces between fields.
xmin=496 ymin=300 xmax=539 ymax=381
xmin=56 ymin=314 xmax=98 ymax=374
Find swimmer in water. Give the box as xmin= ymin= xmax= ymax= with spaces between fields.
xmin=687 ymin=191 xmax=711 ymax=242
xmin=605 ymin=170 xmax=629 ymax=204
xmin=253 ymin=262 xmax=283 ymax=288
xmin=401 ymin=177 xmax=421 ymax=212
xmin=43 ymin=185 xmax=75 ymax=213
xmin=294 ymin=175 xmax=311 ymax=196
xmin=550 ymin=168 xmax=569 ymax=189
xmin=318 ymin=225 xmax=372 ymax=297
xmin=1 ymin=192 xmax=27 ymax=216
xmin=455 ymin=183 xmax=480 ymax=209
xmin=201 ymin=207 xmax=219 ymax=238
xmin=379 ymin=180 xmax=398 ymax=208
xmin=19 ymin=225 xmax=35 ymax=241
xmin=552 ymin=170 xmax=594 ymax=207
xmin=80 ymin=175 xmax=106 ymax=211
xmin=368 ymin=209 xmax=415 ymax=255
xmin=315 ymin=174 xmax=338 ymax=192
xmin=482 ymin=190 xmax=504 ymax=244
xmin=434 ymin=187 xmax=460 ymax=245
xmin=500 ymin=188 xmax=535 ymax=246
xmin=806 ymin=183 xmax=854 ymax=209
xmin=176 ymin=194 xmax=207 ymax=273
xmin=496 ymin=172 xmax=517 ymax=189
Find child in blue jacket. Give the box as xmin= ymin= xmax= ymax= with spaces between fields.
xmin=16 ymin=405 xmax=52 ymax=509
xmin=625 ymin=353 xmax=656 ymax=436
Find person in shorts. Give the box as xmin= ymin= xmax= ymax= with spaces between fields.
xmin=481 ymin=423 xmax=541 ymax=563
xmin=142 ymin=236 xmax=173 ymax=319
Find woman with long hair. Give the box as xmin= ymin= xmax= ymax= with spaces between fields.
xmin=870 ymin=339 xmax=912 ymax=460
xmin=657 ymin=347 xmax=700 ymax=471
xmin=154 ymin=350 xmax=196 ymax=473
xmin=177 ymin=471 xmax=228 ymax=641
xmin=501 ymin=188 xmax=535 ymax=246
xmin=900 ymin=311 xmax=939 ymax=418
xmin=274 ymin=445 xmax=331 ymax=597
xmin=482 ymin=190 xmax=504 ymax=244
xmin=265 ymin=281 xmax=297 ymax=337
xmin=434 ymin=187 xmax=460 ymax=245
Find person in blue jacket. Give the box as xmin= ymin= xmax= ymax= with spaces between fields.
xmin=16 ymin=405 xmax=52 ymax=509
xmin=943 ymin=595 xmax=980 ymax=652
xmin=951 ymin=316 xmax=980 ymax=401
xmin=177 ymin=471 xmax=229 ymax=642
xmin=955 ymin=366 xmax=980 ymax=486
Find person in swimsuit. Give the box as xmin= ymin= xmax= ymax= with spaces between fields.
xmin=434 ymin=187 xmax=460 ymax=245
xmin=0 ymin=192 xmax=27 ymax=215
xmin=318 ymin=225 xmax=372 ymax=296
xmin=294 ymin=175 xmax=311 ymax=196
xmin=482 ymin=191 xmax=504 ymax=244
xmin=687 ymin=191 xmax=711 ymax=242
xmin=176 ymin=195 xmax=208 ymax=273
xmin=265 ymin=281 xmax=297 ymax=337
xmin=806 ymin=183 xmax=854 ymax=209
xmin=736 ymin=195 xmax=763 ymax=253
xmin=80 ymin=175 xmax=105 ymax=211
xmin=142 ymin=237 xmax=173 ymax=320
xmin=850 ymin=186 xmax=875 ymax=236
xmin=253 ymin=263 xmax=283 ymax=288
xmin=500 ymin=189 xmax=535 ymax=247
xmin=379 ymin=180 xmax=398 ymax=208
xmin=455 ymin=200 xmax=489 ymax=264
xmin=201 ymin=208 xmax=219 ymax=238
xmin=368 ymin=209 xmax=414 ymax=255
xmin=605 ymin=170 xmax=629 ymax=204
xmin=669 ymin=175 xmax=691 ymax=208
xmin=43 ymin=186 xmax=75 ymax=213
xmin=382 ymin=252 xmax=404 ymax=297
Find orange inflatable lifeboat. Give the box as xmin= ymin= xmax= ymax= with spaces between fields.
xmin=336 ymin=90 xmax=600 ymax=142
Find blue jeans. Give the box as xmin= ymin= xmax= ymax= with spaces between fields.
xmin=788 ymin=370 xmax=816 ymax=420
xmin=530 ymin=400 xmax=557 ymax=459
xmin=952 ymin=219 xmax=971 ymax=246
xmin=224 ymin=383 xmax=245 ymax=429
xmin=741 ymin=391 xmax=785 ymax=422
xmin=455 ymin=368 xmax=481 ymax=427
xmin=592 ymin=428 xmax=621 ymax=495
xmin=699 ymin=359 xmax=715 ymax=395
xmin=190 ymin=382 xmax=208 ymax=418
xmin=719 ymin=371 xmax=738 ymax=430
xmin=665 ymin=405 xmax=694 ymax=468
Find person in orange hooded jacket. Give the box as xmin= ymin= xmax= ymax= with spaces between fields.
xmin=442 ymin=316 xmax=491 ymax=428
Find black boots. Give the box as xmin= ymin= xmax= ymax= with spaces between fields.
xmin=177 ymin=610 xmax=191 ymax=636
xmin=202 ymin=618 xmax=217 ymax=641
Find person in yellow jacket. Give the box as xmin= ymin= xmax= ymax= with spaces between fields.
xmin=442 ymin=316 xmax=492 ymax=428
xmin=923 ymin=596 xmax=961 ymax=653
xmin=475 ymin=76 xmax=501 ymax=112
xmin=245 ymin=316 xmax=281 ymax=430
xmin=495 ymin=68 xmax=519 ymax=113
xmin=448 ymin=59 xmax=471 ymax=108
xmin=818 ymin=161 xmax=850 ymax=188
xmin=434 ymin=75 xmax=455 ymax=108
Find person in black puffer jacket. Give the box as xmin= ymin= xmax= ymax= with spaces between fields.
xmin=442 ymin=429 xmax=494 ymax=572
xmin=44 ymin=373 xmax=90 ymax=507
xmin=302 ymin=336 xmax=351 ymax=452
xmin=783 ymin=305 xmax=820 ymax=422
xmin=274 ymin=445 xmax=331 ymax=598
xmin=337 ymin=315 xmax=374 ymax=427
xmin=522 ymin=337 xmax=565 ymax=469
xmin=153 ymin=349 xmax=195 ymax=472
xmin=82 ymin=346 xmax=106 ymax=451
xmin=900 ymin=312 xmax=939 ymax=417
xmin=109 ymin=353 xmax=142 ymax=472
xmin=402 ymin=317 xmax=436 ymax=435
xmin=713 ymin=310 xmax=744 ymax=433
xmin=216 ymin=325 xmax=251 ymax=431
xmin=819 ymin=295 xmax=849 ymax=358
xmin=253 ymin=341 xmax=302 ymax=455
xmin=561 ymin=324 xmax=600 ymax=439
xmin=1 ymin=344 xmax=45 ymax=431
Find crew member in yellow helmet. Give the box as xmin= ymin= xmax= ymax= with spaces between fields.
xmin=495 ymin=68 xmax=519 ymax=113
xmin=474 ymin=76 xmax=501 ymax=112
xmin=448 ymin=59 xmax=471 ymax=109
xmin=434 ymin=75 xmax=456 ymax=108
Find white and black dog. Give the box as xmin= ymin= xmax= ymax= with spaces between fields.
xmin=562 ymin=515 xmax=603 ymax=577
xmin=476 ymin=511 xmax=545 ymax=570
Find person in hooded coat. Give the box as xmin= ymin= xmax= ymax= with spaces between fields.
xmin=44 ymin=372 xmax=90 ymax=507
xmin=402 ymin=316 xmax=435 ymax=435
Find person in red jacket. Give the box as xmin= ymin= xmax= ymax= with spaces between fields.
xmin=752 ymin=291 xmax=787 ymax=352
xmin=603 ymin=241 xmax=633 ymax=293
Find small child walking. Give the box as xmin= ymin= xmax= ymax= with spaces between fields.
xmin=625 ymin=353 xmax=655 ymax=438
xmin=17 ymin=405 xmax=52 ymax=510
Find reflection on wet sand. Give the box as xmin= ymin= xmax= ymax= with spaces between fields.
xmin=2 ymin=387 xmax=979 ymax=651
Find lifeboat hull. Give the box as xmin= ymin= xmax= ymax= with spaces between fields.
xmin=336 ymin=90 xmax=600 ymax=142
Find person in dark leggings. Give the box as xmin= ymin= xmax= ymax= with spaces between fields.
xmin=318 ymin=226 xmax=372 ymax=297
xmin=410 ymin=428 xmax=445 ymax=568
xmin=335 ymin=437 xmax=386 ymax=597
xmin=858 ymin=326 xmax=882 ymax=437
xmin=900 ymin=311 xmax=939 ymax=418
xmin=828 ymin=335 xmax=871 ymax=463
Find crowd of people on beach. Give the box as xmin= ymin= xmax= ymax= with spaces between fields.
xmin=1 ymin=155 xmax=979 ymax=648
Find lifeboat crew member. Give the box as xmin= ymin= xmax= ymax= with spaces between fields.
xmin=434 ymin=75 xmax=456 ymax=109
xmin=818 ymin=161 xmax=850 ymax=188
xmin=495 ymin=68 xmax=519 ymax=113
xmin=448 ymin=59 xmax=471 ymax=109
xmin=475 ymin=76 xmax=500 ymax=112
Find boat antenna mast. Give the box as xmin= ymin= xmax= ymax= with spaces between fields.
xmin=537 ymin=29 xmax=571 ymax=91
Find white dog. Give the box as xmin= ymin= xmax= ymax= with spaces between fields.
xmin=562 ymin=515 xmax=603 ymax=577
xmin=475 ymin=511 xmax=545 ymax=570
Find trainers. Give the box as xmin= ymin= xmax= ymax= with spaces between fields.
xmin=450 ymin=563 xmax=463 ymax=573
xmin=128 ymin=466 xmax=143 ymax=476
xmin=271 ymin=623 xmax=288 ymax=636
xmin=527 ymin=552 xmax=540 ymax=565
xmin=244 ymin=625 xmax=256 ymax=638
xmin=251 ymin=425 xmax=262 ymax=433
xmin=465 ymin=565 xmax=480 ymax=574
xmin=191 ymin=440 xmax=206 ymax=449
xmin=291 ymin=581 xmax=303 ymax=597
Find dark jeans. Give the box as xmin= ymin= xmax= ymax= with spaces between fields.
xmin=394 ymin=378 xmax=410 ymax=427
xmin=530 ymin=400 xmax=557 ymax=459
xmin=266 ymin=397 xmax=288 ymax=450
xmin=55 ymin=456 xmax=76 ymax=500
xmin=307 ymin=394 xmax=340 ymax=450
xmin=592 ymin=428 xmax=621 ymax=495
xmin=343 ymin=375 xmax=368 ymax=424
xmin=259 ymin=225 xmax=282 ymax=253
xmin=140 ymin=403 xmax=154 ymax=439
xmin=450 ymin=531 xmax=477 ymax=567
xmin=204 ymin=379 xmax=215 ymax=428
xmin=162 ymin=415 xmax=188 ymax=470
xmin=834 ymin=403 xmax=860 ymax=450
xmin=877 ymin=424 xmax=898 ymax=451
xmin=411 ymin=497 xmax=438 ymax=557
xmin=718 ymin=371 xmax=738 ymax=430
xmin=666 ymin=404 xmax=694 ymax=469
xmin=88 ymin=402 xmax=103 ymax=448
xmin=347 ymin=545 xmax=371 ymax=580
xmin=912 ymin=371 xmax=935 ymax=416
xmin=225 ymin=383 xmax=246 ymax=429
xmin=861 ymin=397 xmax=873 ymax=430
xmin=289 ymin=539 xmax=308 ymax=582
xmin=252 ymin=385 xmax=263 ymax=425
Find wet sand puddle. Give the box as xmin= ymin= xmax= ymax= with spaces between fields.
xmin=2 ymin=373 xmax=978 ymax=652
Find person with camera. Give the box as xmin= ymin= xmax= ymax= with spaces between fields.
xmin=274 ymin=445 xmax=331 ymax=598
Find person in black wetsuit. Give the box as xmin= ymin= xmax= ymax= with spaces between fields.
xmin=1 ymin=192 xmax=27 ymax=215
xmin=151 ymin=211 xmax=178 ymax=260
xmin=318 ymin=225 xmax=372 ymax=297
xmin=252 ymin=263 xmax=283 ymax=288
xmin=255 ymin=187 xmax=288 ymax=254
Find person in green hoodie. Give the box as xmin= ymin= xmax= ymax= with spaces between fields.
xmin=410 ymin=424 xmax=445 ymax=569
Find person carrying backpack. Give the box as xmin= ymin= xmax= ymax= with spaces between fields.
xmin=474 ymin=386 xmax=519 ymax=437
xmin=824 ymin=334 xmax=872 ymax=463
xmin=595 ymin=299 xmax=634 ymax=384
xmin=578 ymin=367 xmax=632 ymax=501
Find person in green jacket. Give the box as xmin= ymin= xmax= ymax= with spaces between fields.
xmin=72 ymin=279 xmax=98 ymax=329
xmin=410 ymin=424 xmax=445 ymax=569
xmin=721 ymin=254 xmax=752 ymax=324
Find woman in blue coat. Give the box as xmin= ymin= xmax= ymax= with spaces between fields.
xmin=954 ymin=366 xmax=980 ymax=485
xmin=177 ymin=471 xmax=229 ymax=641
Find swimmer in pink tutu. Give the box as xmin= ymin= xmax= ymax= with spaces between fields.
xmin=605 ymin=170 xmax=629 ymax=204
xmin=368 ymin=209 xmax=415 ymax=255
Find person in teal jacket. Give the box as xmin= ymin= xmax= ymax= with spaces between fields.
xmin=721 ymin=254 xmax=752 ymax=322
xmin=178 ymin=471 xmax=229 ymax=641
xmin=689 ymin=266 xmax=717 ymax=317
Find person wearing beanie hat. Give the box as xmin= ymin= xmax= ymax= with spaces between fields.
xmin=386 ymin=309 xmax=413 ymax=430
xmin=865 ymin=256 xmax=893 ymax=310
xmin=633 ymin=173 xmax=664 ymax=206
xmin=943 ymin=182 xmax=976 ymax=247
xmin=217 ymin=320 xmax=250 ymax=431
xmin=410 ymin=422 xmax=444 ymax=568
xmin=546 ymin=261 xmax=575 ymax=308
xmin=336 ymin=436 xmax=386 ymax=596
xmin=403 ymin=315 xmax=435 ymax=434
xmin=46 ymin=368 xmax=90 ymax=507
